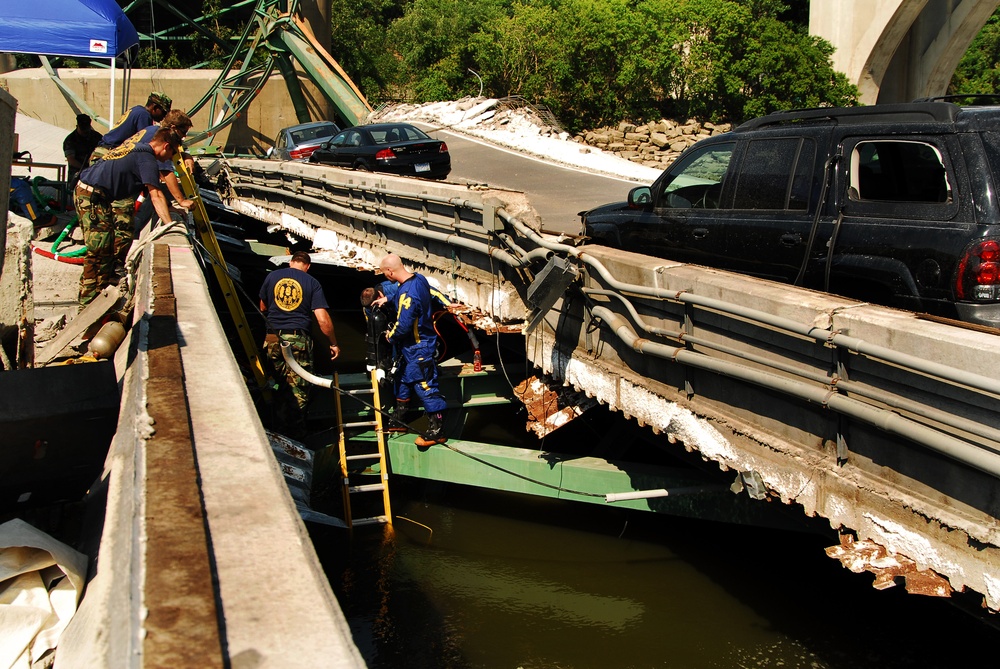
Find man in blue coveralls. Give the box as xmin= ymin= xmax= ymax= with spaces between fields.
xmin=378 ymin=254 xmax=448 ymax=447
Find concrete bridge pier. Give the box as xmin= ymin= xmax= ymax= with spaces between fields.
xmin=810 ymin=0 xmax=1000 ymax=104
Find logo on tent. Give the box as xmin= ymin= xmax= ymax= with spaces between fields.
xmin=90 ymin=40 xmax=108 ymax=54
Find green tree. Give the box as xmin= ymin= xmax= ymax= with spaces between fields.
xmin=388 ymin=0 xmax=510 ymax=101
xmin=328 ymin=0 xmax=406 ymax=102
xmin=951 ymin=9 xmax=1000 ymax=96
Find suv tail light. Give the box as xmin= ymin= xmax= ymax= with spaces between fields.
xmin=956 ymin=239 xmax=1000 ymax=300
xmin=376 ymin=148 xmax=396 ymax=161
xmin=289 ymin=147 xmax=316 ymax=160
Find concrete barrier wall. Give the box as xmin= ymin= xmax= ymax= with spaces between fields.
xmin=0 ymin=68 xmax=332 ymax=155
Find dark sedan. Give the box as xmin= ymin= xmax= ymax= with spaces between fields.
xmin=308 ymin=123 xmax=451 ymax=179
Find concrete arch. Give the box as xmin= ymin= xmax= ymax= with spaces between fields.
xmin=810 ymin=0 xmax=1000 ymax=104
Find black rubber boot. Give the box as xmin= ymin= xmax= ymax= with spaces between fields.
xmin=385 ymin=399 xmax=410 ymax=433
xmin=415 ymin=411 xmax=447 ymax=447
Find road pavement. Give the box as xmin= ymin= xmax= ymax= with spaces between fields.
xmin=420 ymin=125 xmax=649 ymax=235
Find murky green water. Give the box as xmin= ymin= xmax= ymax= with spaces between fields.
xmin=309 ymin=482 xmax=998 ymax=669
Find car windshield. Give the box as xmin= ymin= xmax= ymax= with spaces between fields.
xmin=659 ymin=143 xmax=735 ymax=209
xmin=291 ymin=123 xmax=339 ymax=145
xmin=369 ymin=126 xmax=429 ymax=145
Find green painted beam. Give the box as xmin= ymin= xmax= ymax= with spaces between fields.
xmin=276 ymin=29 xmax=370 ymax=126
xmin=386 ymin=437 xmax=730 ymax=515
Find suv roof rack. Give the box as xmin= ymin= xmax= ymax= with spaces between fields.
xmin=912 ymin=94 xmax=1000 ymax=106
xmin=736 ymin=102 xmax=960 ymax=131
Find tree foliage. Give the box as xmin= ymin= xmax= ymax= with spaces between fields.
xmin=950 ymin=9 xmax=1000 ymax=96
xmin=383 ymin=0 xmax=856 ymax=130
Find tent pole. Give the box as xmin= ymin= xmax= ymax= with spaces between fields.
xmin=109 ymin=56 xmax=116 ymax=122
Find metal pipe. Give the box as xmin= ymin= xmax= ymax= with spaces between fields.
xmin=605 ymin=486 xmax=724 ymax=503
xmin=578 ymin=251 xmax=1000 ymax=397
xmin=582 ymin=288 xmax=1000 ymax=446
xmin=590 ymin=305 xmax=1000 ymax=479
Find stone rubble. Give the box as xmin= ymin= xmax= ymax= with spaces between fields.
xmin=574 ymin=118 xmax=733 ymax=169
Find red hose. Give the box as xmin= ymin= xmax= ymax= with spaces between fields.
xmin=32 ymin=244 xmax=86 ymax=265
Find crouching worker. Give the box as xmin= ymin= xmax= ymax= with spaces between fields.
xmin=75 ymin=128 xmax=181 ymax=307
xmin=379 ymin=254 xmax=448 ymax=447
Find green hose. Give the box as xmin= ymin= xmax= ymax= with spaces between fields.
xmin=30 ymin=175 xmax=62 ymax=214
xmin=49 ymin=215 xmax=87 ymax=258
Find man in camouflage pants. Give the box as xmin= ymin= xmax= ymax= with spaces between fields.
xmin=74 ymin=128 xmax=180 ymax=306
xmin=259 ymin=251 xmax=341 ymax=436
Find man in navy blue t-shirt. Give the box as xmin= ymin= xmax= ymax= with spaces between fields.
xmin=259 ymin=251 xmax=340 ymax=436
xmin=74 ymin=127 xmax=180 ymax=306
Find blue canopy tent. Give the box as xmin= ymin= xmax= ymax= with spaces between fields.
xmin=0 ymin=0 xmax=139 ymax=121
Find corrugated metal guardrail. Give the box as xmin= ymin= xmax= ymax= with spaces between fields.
xmin=223 ymin=158 xmax=1000 ymax=610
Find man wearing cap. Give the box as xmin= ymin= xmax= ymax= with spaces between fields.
xmin=90 ymin=91 xmax=171 ymax=164
xmin=63 ymin=114 xmax=102 ymax=190
xmin=126 ymin=109 xmax=194 ymax=232
xmin=74 ymin=127 xmax=180 ymax=306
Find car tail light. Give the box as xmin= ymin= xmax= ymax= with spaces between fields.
xmin=376 ymin=148 xmax=396 ymax=161
xmin=956 ymin=239 xmax=1000 ymax=300
xmin=289 ymin=147 xmax=316 ymax=160
xmin=439 ymin=142 xmax=449 ymax=153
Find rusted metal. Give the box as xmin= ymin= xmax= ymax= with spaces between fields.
xmin=513 ymin=375 xmax=597 ymax=437
xmin=825 ymin=534 xmax=954 ymax=598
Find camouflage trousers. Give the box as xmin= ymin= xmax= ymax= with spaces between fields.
xmin=75 ymin=187 xmax=135 ymax=306
xmin=264 ymin=332 xmax=314 ymax=435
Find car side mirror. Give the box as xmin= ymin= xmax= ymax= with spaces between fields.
xmin=628 ymin=186 xmax=653 ymax=209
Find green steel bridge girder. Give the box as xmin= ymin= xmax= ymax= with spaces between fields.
xmin=385 ymin=437 xmax=751 ymax=523
xmin=273 ymin=28 xmax=369 ymax=127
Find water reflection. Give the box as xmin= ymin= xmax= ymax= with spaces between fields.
xmin=310 ymin=484 xmax=1000 ymax=669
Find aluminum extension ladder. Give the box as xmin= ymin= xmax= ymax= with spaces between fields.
xmin=333 ymin=370 xmax=393 ymax=528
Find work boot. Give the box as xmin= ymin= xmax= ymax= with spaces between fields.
xmin=415 ymin=411 xmax=447 ymax=448
xmin=385 ymin=399 xmax=410 ymax=433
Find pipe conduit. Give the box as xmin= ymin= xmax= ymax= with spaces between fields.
xmin=573 ymin=248 xmax=1000 ymax=397
xmin=590 ymin=305 xmax=1000 ymax=480
xmin=582 ymin=287 xmax=1000 ymax=446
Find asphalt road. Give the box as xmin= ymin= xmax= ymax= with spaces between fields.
xmin=419 ymin=125 xmax=649 ymax=235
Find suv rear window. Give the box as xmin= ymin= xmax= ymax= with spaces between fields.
xmin=849 ymin=140 xmax=951 ymax=203
xmin=979 ymin=132 xmax=1000 ymax=193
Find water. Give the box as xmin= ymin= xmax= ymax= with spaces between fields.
xmin=310 ymin=482 xmax=999 ymax=669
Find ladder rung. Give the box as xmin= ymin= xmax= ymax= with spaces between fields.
xmin=348 ymin=483 xmax=385 ymax=494
xmin=345 ymin=388 xmax=374 ymax=396
xmin=345 ymin=453 xmax=381 ymax=461
xmin=352 ymin=516 xmax=389 ymax=527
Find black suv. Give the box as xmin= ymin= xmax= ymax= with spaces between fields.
xmin=580 ymin=101 xmax=1000 ymax=328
